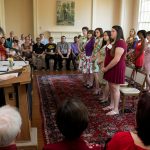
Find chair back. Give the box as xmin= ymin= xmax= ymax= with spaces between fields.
xmin=125 ymin=67 xmax=134 ymax=78
xmin=135 ymin=71 xmax=146 ymax=88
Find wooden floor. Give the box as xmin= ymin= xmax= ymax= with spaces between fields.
xmin=31 ymin=69 xmax=78 ymax=150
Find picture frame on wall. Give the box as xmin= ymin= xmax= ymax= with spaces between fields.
xmin=56 ymin=0 xmax=75 ymax=26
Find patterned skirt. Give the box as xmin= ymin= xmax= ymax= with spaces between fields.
xmin=82 ymin=56 xmax=93 ymax=74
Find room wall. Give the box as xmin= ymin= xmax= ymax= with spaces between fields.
xmin=4 ymin=0 xmax=33 ymax=37
xmin=37 ymin=0 xmax=92 ymax=34
xmin=93 ymin=0 xmax=121 ymax=31
xmin=120 ymin=0 xmax=135 ymax=39
xmin=2 ymin=0 xmax=138 ymax=39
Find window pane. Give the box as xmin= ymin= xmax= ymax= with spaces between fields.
xmin=138 ymin=0 xmax=150 ymax=30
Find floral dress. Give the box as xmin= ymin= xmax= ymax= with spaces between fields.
xmin=78 ymin=36 xmax=87 ymax=71
xmin=144 ymin=42 xmax=150 ymax=72
xmin=92 ymin=38 xmax=103 ymax=73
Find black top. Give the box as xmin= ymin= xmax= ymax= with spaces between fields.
xmin=33 ymin=43 xmax=45 ymax=54
xmin=45 ymin=43 xmax=56 ymax=53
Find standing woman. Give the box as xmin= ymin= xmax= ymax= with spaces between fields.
xmin=126 ymin=28 xmax=137 ymax=52
xmin=92 ymin=28 xmax=103 ymax=94
xmin=98 ymin=31 xmax=112 ymax=102
xmin=126 ymin=29 xmax=138 ymax=65
xmin=143 ymin=31 xmax=150 ymax=92
xmin=134 ymin=30 xmax=146 ymax=71
xmin=83 ymin=30 xmax=95 ymax=88
xmin=102 ymin=25 xmax=127 ymax=115
xmin=78 ymin=27 xmax=88 ymax=73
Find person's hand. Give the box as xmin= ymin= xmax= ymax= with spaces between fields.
xmin=101 ymin=67 xmax=107 ymax=73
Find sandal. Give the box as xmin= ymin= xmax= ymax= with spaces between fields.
xmin=102 ymin=106 xmax=114 ymax=111
xmin=93 ymin=89 xmax=101 ymax=95
xmin=106 ymin=110 xmax=119 ymax=116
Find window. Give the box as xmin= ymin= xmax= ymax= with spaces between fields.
xmin=138 ymin=0 xmax=150 ymax=31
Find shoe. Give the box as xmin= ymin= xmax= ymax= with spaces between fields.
xmin=102 ymin=106 xmax=114 ymax=111
xmin=58 ymin=68 xmax=62 ymax=71
xmin=86 ymin=85 xmax=93 ymax=89
xmin=106 ymin=110 xmax=119 ymax=116
xmin=83 ymin=83 xmax=88 ymax=87
xmin=99 ymin=99 xmax=108 ymax=104
xmin=93 ymin=89 xmax=101 ymax=95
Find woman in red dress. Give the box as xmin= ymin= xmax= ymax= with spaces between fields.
xmin=134 ymin=30 xmax=147 ymax=71
xmin=102 ymin=25 xmax=127 ymax=115
xmin=0 ymin=37 xmax=7 ymax=60
xmin=106 ymin=93 xmax=150 ymax=150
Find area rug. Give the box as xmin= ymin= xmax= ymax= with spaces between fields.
xmin=37 ymin=74 xmax=136 ymax=147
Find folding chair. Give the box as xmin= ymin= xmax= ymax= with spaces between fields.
xmin=120 ymin=66 xmax=134 ymax=87
xmin=120 ymin=71 xmax=146 ymax=113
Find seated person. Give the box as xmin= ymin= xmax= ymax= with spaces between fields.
xmin=6 ymin=31 xmax=14 ymax=48
xmin=71 ymin=36 xmax=79 ymax=70
xmin=45 ymin=37 xmax=57 ymax=71
xmin=9 ymin=40 xmax=22 ymax=60
xmin=0 ymin=105 xmax=22 ymax=150
xmin=40 ymin=33 xmax=48 ymax=45
xmin=43 ymin=99 xmax=101 ymax=150
xmin=32 ymin=37 xmax=45 ymax=70
xmin=106 ymin=92 xmax=150 ymax=150
xmin=57 ymin=36 xmax=71 ymax=70
xmin=21 ymin=36 xmax=32 ymax=63
xmin=0 ymin=37 xmax=7 ymax=60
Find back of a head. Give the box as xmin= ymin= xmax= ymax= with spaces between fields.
xmin=0 ymin=105 xmax=22 ymax=147
xmin=56 ymin=99 xmax=89 ymax=140
xmin=136 ymin=93 xmax=150 ymax=146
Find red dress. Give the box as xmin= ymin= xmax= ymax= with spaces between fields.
xmin=0 ymin=44 xmax=6 ymax=60
xmin=106 ymin=132 xmax=146 ymax=150
xmin=134 ymin=41 xmax=144 ymax=67
xmin=43 ymin=138 xmax=101 ymax=150
xmin=0 ymin=144 xmax=17 ymax=150
xmin=104 ymin=40 xmax=127 ymax=84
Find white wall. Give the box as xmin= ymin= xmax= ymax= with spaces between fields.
xmin=93 ymin=0 xmax=121 ymax=31
xmin=1 ymin=0 xmax=139 ymax=40
xmin=37 ymin=0 xmax=92 ymax=34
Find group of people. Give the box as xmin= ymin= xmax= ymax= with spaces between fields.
xmin=77 ymin=26 xmax=150 ymax=116
xmin=0 ymin=31 xmax=80 ymax=71
xmin=1 ymin=92 xmax=150 ymax=150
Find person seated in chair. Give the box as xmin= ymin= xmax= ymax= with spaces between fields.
xmin=32 ymin=37 xmax=45 ymax=70
xmin=43 ymin=99 xmax=101 ymax=150
xmin=71 ymin=36 xmax=79 ymax=70
xmin=106 ymin=92 xmax=150 ymax=150
xmin=45 ymin=37 xmax=57 ymax=71
xmin=57 ymin=36 xmax=71 ymax=71
xmin=0 ymin=105 xmax=22 ymax=150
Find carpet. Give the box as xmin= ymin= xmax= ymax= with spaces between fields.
xmin=37 ymin=74 xmax=136 ymax=147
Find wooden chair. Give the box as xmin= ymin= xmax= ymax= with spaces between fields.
xmin=120 ymin=66 xmax=134 ymax=87
xmin=120 ymin=70 xmax=146 ymax=113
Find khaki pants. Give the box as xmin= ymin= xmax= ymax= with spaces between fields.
xmin=32 ymin=54 xmax=45 ymax=69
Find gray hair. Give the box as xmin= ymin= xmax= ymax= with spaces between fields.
xmin=0 ymin=105 xmax=22 ymax=147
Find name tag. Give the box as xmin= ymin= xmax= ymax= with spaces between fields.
xmin=107 ymin=44 xmax=112 ymax=49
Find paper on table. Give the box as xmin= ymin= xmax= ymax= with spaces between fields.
xmin=0 ymin=66 xmax=8 ymax=72
xmin=0 ymin=73 xmax=18 ymax=82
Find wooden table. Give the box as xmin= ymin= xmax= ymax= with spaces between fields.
xmin=0 ymin=63 xmax=37 ymax=150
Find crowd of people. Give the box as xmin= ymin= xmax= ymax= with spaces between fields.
xmin=0 ymin=25 xmax=150 ymax=149
xmin=0 ymin=26 xmax=150 ymax=114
